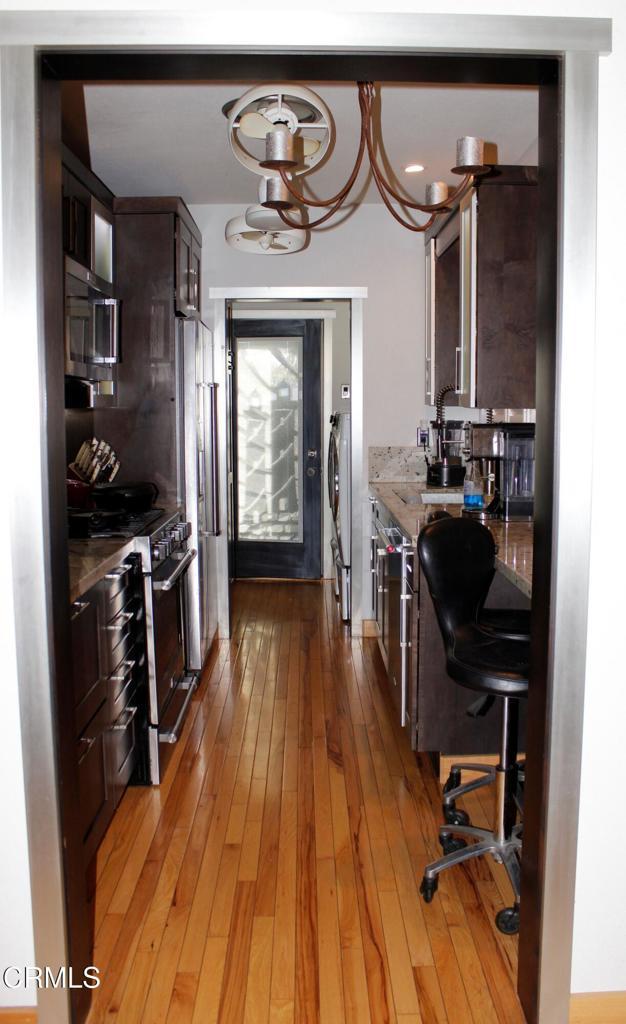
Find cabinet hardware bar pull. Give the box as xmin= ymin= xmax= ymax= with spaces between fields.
xmin=111 ymin=705 xmax=138 ymax=731
xmin=71 ymin=600 xmax=90 ymax=621
xmin=106 ymin=610 xmax=134 ymax=630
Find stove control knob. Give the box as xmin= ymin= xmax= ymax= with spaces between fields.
xmin=184 ymin=521 xmax=192 ymax=539
xmin=151 ymin=543 xmax=161 ymax=562
xmin=157 ymin=538 xmax=171 ymax=559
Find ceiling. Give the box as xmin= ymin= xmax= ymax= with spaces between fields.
xmin=84 ymin=82 xmax=538 ymax=208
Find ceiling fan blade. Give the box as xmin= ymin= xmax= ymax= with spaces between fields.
xmin=270 ymin=242 xmax=290 ymax=251
xmin=239 ymin=111 xmax=278 ymax=140
xmin=302 ymin=137 xmax=321 ymax=157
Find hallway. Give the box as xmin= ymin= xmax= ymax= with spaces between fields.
xmin=86 ymin=581 xmax=524 ymax=1023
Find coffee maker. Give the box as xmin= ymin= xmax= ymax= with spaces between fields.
xmin=466 ymin=423 xmax=535 ymax=521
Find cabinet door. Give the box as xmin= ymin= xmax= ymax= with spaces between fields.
xmin=62 ymin=169 xmax=91 ymax=267
xmin=189 ymin=236 xmax=201 ymax=316
xmin=424 ymin=240 xmax=436 ymax=405
xmin=434 ymin=236 xmax=461 ymax=406
xmin=475 ymin=183 xmax=537 ymax=408
xmin=457 ymin=190 xmax=478 ymax=406
xmin=175 ymin=217 xmax=193 ymax=316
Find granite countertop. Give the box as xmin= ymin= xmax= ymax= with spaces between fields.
xmin=370 ymin=481 xmax=533 ymax=598
xmin=68 ymin=538 xmax=137 ymax=603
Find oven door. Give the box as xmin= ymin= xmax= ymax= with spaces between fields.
xmin=146 ymin=548 xmax=197 ymax=782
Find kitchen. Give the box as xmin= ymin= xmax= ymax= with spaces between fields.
xmin=0 ymin=14 xmax=618 ymax=1024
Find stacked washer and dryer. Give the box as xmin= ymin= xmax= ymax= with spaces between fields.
xmin=327 ymin=412 xmax=351 ymax=622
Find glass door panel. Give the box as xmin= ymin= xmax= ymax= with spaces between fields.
xmin=236 ymin=336 xmax=303 ymax=544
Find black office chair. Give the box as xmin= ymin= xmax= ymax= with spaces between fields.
xmin=426 ymin=510 xmax=530 ymax=641
xmin=417 ymin=516 xmax=529 ymax=934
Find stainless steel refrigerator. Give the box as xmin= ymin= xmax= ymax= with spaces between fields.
xmin=181 ymin=319 xmax=220 ymax=671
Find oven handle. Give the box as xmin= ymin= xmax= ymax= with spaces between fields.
xmin=152 ymin=549 xmax=197 ymax=592
xmin=158 ymin=677 xmax=198 ymax=744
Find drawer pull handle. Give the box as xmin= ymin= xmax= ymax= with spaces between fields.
xmin=112 ymin=705 xmax=138 ymax=731
xmin=77 ymin=735 xmax=96 ymax=764
xmin=71 ymin=599 xmax=90 ymax=621
xmin=105 ymin=563 xmax=132 ymax=582
xmin=110 ymin=659 xmax=136 ymax=682
xmin=106 ymin=610 xmax=134 ymax=631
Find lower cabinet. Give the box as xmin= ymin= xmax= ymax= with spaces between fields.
xmin=70 ymin=553 xmax=148 ymax=866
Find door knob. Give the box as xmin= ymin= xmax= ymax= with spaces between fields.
xmin=307 ymin=449 xmax=318 ymax=458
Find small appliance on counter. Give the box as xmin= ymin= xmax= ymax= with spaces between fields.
xmin=463 ymin=422 xmax=535 ymax=521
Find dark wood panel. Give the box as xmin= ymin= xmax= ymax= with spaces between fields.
xmin=476 ymin=180 xmax=537 ymax=408
xmin=113 ymin=195 xmax=202 ymax=244
xmin=42 ymin=50 xmax=557 ymax=86
xmin=434 ymin=236 xmax=460 ymax=405
xmin=95 ymin=211 xmax=179 ymax=503
xmin=40 ymin=70 xmax=94 ymax=1024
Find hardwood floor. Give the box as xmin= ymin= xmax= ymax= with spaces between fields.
xmin=86 ymin=581 xmax=524 ymax=1024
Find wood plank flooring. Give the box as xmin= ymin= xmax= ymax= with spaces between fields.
xmin=86 ymin=581 xmax=525 ymax=1024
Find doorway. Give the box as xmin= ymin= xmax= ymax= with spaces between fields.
xmin=2 ymin=24 xmax=606 ymax=1024
xmin=231 ymin=316 xmax=322 ymax=579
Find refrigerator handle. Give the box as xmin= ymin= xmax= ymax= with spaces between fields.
xmin=208 ymin=383 xmax=220 ymax=536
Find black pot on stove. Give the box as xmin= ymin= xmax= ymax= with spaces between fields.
xmin=92 ymin=481 xmax=159 ymax=514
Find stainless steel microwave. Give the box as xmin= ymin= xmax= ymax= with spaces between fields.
xmin=65 ymin=256 xmax=120 ymax=381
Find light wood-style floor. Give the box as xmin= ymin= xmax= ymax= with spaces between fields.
xmin=86 ymin=581 xmax=525 ymax=1024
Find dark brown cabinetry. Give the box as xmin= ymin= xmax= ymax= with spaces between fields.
xmin=425 ymin=166 xmax=537 ymax=409
xmin=176 ymin=217 xmax=202 ymax=316
xmin=114 ymin=196 xmax=202 ymax=319
xmin=62 ymin=147 xmax=115 ymax=277
xmin=70 ymin=554 xmax=148 ymax=866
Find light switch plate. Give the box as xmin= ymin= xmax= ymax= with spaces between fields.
xmin=341 ymin=384 xmax=350 ymax=399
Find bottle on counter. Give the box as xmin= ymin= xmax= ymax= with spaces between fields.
xmin=463 ymin=460 xmax=484 ymax=510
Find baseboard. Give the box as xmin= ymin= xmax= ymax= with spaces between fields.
xmin=570 ymin=992 xmax=626 ymax=1023
xmin=0 ymin=1010 xmax=37 ymax=1023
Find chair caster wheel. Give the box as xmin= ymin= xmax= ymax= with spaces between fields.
xmin=440 ymin=835 xmax=468 ymax=855
xmin=495 ymin=906 xmax=520 ymax=935
xmin=420 ymin=876 xmax=438 ymax=904
xmin=443 ymin=807 xmax=470 ymax=827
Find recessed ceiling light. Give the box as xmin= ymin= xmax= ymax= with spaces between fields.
xmin=405 ymin=163 xmax=425 ymax=174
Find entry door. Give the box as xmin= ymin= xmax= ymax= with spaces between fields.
xmin=233 ymin=318 xmax=322 ymax=579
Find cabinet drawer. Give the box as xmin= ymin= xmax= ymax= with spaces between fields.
xmin=108 ymin=658 xmax=137 ymax=718
xmin=108 ymin=627 xmax=135 ymax=676
xmin=77 ymin=702 xmax=111 ymax=859
xmin=101 ymin=563 xmax=133 ymax=619
xmin=107 ymin=703 xmax=138 ymax=805
xmin=70 ymin=595 xmax=100 ymax=710
xmin=75 ymin=674 xmax=107 ymax=739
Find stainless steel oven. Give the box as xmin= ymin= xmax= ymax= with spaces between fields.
xmin=137 ymin=511 xmax=198 ymax=783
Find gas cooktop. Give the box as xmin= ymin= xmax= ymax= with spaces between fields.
xmin=68 ymin=507 xmax=167 ymax=540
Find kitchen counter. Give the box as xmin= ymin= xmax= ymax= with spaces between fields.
xmin=370 ymin=481 xmax=533 ymax=599
xmin=68 ymin=538 xmax=136 ymax=603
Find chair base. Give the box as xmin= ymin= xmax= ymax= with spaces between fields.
xmin=420 ymin=824 xmax=522 ymax=932
xmin=423 ymin=758 xmax=524 ymax=934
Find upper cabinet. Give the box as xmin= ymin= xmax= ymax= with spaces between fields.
xmin=425 ymin=166 xmax=537 ymax=409
xmin=62 ymin=147 xmax=115 ymax=283
xmin=114 ymin=197 xmax=202 ymax=319
xmin=175 ymin=217 xmax=202 ymax=317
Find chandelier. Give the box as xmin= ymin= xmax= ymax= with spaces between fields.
xmin=225 ymin=82 xmax=491 ymax=242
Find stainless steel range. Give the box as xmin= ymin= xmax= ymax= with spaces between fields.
xmin=135 ymin=510 xmax=198 ymax=783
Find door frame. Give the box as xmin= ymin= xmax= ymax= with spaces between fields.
xmin=1 ymin=13 xmax=610 ymax=1024
xmin=229 ymin=305 xmax=340 ymax=581
xmin=210 ymin=287 xmax=367 ymax=637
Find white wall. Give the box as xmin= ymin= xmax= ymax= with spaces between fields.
xmin=191 ymin=203 xmax=424 ymax=456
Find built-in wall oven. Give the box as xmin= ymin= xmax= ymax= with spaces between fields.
xmin=136 ymin=510 xmax=198 ymax=783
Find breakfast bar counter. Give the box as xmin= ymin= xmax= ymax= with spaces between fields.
xmin=370 ymin=481 xmax=533 ymax=599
